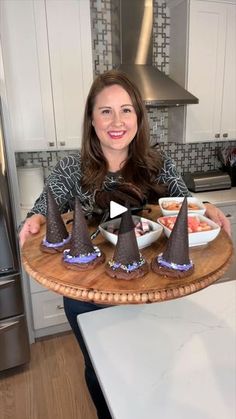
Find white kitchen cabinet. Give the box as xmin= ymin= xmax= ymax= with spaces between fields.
xmin=168 ymin=0 xmax=236 ymax=143
xmin=217 ymin=203 xmax=236 ymax=282
xmin=0 ymin=0 xmax=93 ymax=152
xmin=192 ymin=188 xmax=236 ymax=283
xmin=29 ymin=276 xmax=70 ymax=338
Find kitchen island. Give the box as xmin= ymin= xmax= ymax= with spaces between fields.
xmin=78 ymin=280 xmax=236 ymax=419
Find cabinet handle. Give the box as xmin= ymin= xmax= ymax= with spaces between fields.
xmin=223 ymin=133 xmax=228 ymax=138
xmin=225 ymin=214 xmax=232 ymax=218
xmin=48 ymin=141 xmax=55 ymax=147
xmin=60 ymin=141 xmax=66 ymax=146
xmin=0 ymin=320 xmax=19 ymax=332
xmin=214 ymin=133 xmax=220 ymax=138
xmin=0 ymin=279 xmax=15 ymax=287
xmin=56 ymin=304 xmax=64 ymax=310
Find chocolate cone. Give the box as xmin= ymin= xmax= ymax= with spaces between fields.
xmin=113 ymin=206 xmax=140 ymax=265
xmin=162 ymin=197 xmax=190 ymax=265
xmin=69 ymin=197 xmax=94 ymax=256
xmin=46 ymin=189 xmax=68 ymax=243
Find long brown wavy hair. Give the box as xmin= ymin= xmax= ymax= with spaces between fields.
xmin=81 ymin=69 xmax=167 ymax=202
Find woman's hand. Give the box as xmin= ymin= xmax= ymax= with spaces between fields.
xmin=19 ymin=214 xmax=46 ymax=248
xmin=204 ymin=203 xmax=231 ymax=237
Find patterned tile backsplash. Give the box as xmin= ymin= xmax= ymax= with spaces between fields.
xmin=15 ymin=0 xmax=236 ymax=180
xmin=15 ymin=141 xmax=236 ymax=181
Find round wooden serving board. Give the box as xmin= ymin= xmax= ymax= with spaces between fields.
xmin=22 ymin=206 xmax=234 ymax=305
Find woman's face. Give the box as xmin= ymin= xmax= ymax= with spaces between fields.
xmin=92 ymin=84 xmax=138 ymax=156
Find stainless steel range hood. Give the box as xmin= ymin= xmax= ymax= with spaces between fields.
xmin=111 ymin=0 xmax=199 ymax=107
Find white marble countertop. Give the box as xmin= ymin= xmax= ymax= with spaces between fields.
xmin=192 ymin=187 xmax=236 ymax=206
xmin=78 ymin=281 xmax=236 ymax=419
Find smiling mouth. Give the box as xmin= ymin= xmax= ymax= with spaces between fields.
xmin=108 ymin=131 xmax=126 ymax=139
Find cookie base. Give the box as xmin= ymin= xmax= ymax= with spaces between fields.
xmin=105 ymin=261 xmax=149 ymax=280
xmin=151 ymin=257 xmax=194 ymax=278
xmin=40 ymin=242 xmax=68 ymax=254
xmin=62 ymin=252 xmax=105 ymax=271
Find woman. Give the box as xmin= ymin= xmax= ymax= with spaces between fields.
xmin=19 ymin=70 xmax=230 ymax=419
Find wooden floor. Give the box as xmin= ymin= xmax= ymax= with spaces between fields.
xmin=0 ymin=332 xmax=97 ymax=419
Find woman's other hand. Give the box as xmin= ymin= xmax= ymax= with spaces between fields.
xmin=204 ymin=203 xmax=231 ymax=237
xmin=19 ymin=214 xmax=46 ymax=248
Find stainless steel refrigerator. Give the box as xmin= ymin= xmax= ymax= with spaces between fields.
xmin=0 ymin=99 xmax=30 ymax=371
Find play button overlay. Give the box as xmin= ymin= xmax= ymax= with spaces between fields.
xmin=110 ymin=201 xmax=127 ymax=219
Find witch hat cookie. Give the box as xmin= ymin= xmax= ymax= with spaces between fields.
xmin=151 ymin=197 xmax=194 ymax=277
xmin=40 ymin=189 xmax=70 ymax=254
xmin=105 ymin=205 xmax=149 ymax=280
xmin=62 ymin=197 xmax=105 ymax=271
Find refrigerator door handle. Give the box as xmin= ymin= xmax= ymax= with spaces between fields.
xmin=0 ymin=320 xmax=19 ymax=334
xmin=0 ymin=279 xmax=15 ymax=287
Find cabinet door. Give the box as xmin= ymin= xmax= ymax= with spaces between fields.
xmin=31 ymin=291 xmax=68 ymax=329
xmin=46 ymin=0 xmax=93 ymax=150
xmin=218 ymin=204 xmax=236 ymax=282
xmin=0 ymin=0 xmax=56 ymax=151
xmin=186 ymin=0 xmax=227 ymax=142
xmin=220 ymin=4 xmax=236 ymax=141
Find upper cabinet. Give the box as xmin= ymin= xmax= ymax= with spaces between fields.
xmin=168 ymin=0 xmax=236 ymax=143
xmin=0 ymin=0 xmax=93 ymax=152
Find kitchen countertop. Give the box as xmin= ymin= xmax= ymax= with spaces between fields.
xmin=78 ymin=281 xmax=236 ymax=419
xmin=192 ymin=187 xmax=236 ymax=206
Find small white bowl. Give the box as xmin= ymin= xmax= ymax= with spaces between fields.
xmin=99 ymin=216 xmax=163 ymax=249
xmin=157 ymin=214 xmax=220 ymax=247
xmin=159 ymin=197 xmax=206 ymax=216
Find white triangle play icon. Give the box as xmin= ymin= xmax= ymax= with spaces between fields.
xmin=110 ymin=201 xmax=127 ymax=219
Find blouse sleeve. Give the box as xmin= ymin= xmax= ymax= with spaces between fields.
xmin=157 ymin=154 xmax=192 ymax=197
xmin=26 ymin=154 xmax=83 ymax=217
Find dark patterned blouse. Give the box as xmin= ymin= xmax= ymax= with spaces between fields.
xmin=27 ymin=151 xmax=191 ymax=218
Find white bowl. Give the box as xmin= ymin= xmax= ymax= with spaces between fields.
xmin=159 ymin=197 xmax=206 ymax=216
xmin=99 ymin=216 xmax=163 ymax=249
xmin=157 ymin=214 xmax=220 ymax=247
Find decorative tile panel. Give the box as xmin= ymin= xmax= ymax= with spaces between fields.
xmin=90 ymin=0 xmax=112 ymax=74
xmin=153 ymin=0 xmax=170 ymax=74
